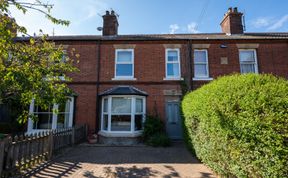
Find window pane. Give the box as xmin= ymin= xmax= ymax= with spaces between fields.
xmin=117 ymin=51 xmax=132 ymax=62
xmin=33 ymin=113 xmax=53 ymax=129
xmin=116 ymin=64 xmax=133 ymax=77
xmin=240 ymin=51 xmax=255 ymax=62
xmin=34 ymin=105 xmax=53 ymax=113
xmin=167 ymin=50 xmax=178 ymax=62
xmin=58 ymin=101 xmax=70 ymax=113
xmin=167 ymin=63 xmax=180 ymax=77
xmin=195 ymin=64 xmax=208 ymax=77
xmin=103 ymin=114 xmax=108 ymax=131
xmin=135 ymin=114 xmax=143 ymax=131
xmin=136 ymin=98 xmax=143 ymax=113
xmin=194 ymin=51 xmax=207 ymax=63
xmin=112 ymin=97 xmax=131 ymax=113
xmin=111 ymin=115 xmax=131 ymax=131
xmin=57 ymin=113 xmax=69 ymax=128
xmin=103 ymin=98 xmax=108 ymax=113
xmin=240 ymin=64 xmax=256 ymax=73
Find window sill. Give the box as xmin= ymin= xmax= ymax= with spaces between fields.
xmin=112 ymin=77 xmax=137 ymax=81
xmin=98 ymin=130 xmax=143 ymax=137
xmin=163 ymin=77 xmax=184 ymax=81
xmin=193 ymin=77 xmax=213 ymax=81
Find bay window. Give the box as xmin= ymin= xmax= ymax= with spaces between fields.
xmin=27 ymin=97 xmax=74 ymax=133
xmin=101 ymin=96 xmax=145 ymax=133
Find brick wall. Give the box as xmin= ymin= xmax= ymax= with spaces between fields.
xmin=62 ymin=39 xmax=288 ymax=132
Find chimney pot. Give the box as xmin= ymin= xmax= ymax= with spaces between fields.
xmin=233 ymin=7 xmax=238 ymax=13
xmin=106 ymin=11 xmax=110 ymax=15
xmin=111 ymin=10 xmax=115 ymax=15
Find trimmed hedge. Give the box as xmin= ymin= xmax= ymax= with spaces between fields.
xmin=182 ymin=74 xmax=288 ymax=178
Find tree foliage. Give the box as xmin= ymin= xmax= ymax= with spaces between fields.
xmin=0 ymin=0 xmax=79 ymax=124
xmin=182 ymin=74 xmax=288 ymax=177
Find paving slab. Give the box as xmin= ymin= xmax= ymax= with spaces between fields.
xmin=27 ymin=142 xmax=216 ymax=178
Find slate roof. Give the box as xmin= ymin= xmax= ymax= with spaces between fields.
xmin=99 ymin=86 xmax=148 ymax=96
xmin=15 ymin=32 xmax=288 ymax=41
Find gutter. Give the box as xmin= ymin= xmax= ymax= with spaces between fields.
xmin=188 ymin=40 xmax=193 ymax=91
xmin=95 ymin=40 xmax=101 ymax=133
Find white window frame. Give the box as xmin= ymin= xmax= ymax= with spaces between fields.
xmin=165 ymin=48 xmax=181 ymax=80
xmin=239 ymin=49 xmax=258 ymax=74
xmin=27 ymin=97 xmax=74 ymax=133
xmin=100 ymin=95 xmax=146 ymax=136
xmin=114 ymin=49 xmax=135 ymax=80
xmin=193 ymin=49 xmax=211 ymax=80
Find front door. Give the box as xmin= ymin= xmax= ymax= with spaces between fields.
xmin=165 ymin=102 xmax=182 ymax=139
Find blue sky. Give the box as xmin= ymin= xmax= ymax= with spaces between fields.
xmin=10 ymin=0 xmax=288 ymax=35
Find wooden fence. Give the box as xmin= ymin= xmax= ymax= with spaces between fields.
xmin=0 ymin=124 xmax=87 ymax=177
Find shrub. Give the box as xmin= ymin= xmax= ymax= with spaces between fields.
xmin=146 ymin=133 xmax=171 ymax=147
xmin=143 ymin=115 xmax=164 ymax=140
xmin=182 ymin=74 xmax=288 ymax=178
xmin=143 ymin=115 xmax=171 ymax=147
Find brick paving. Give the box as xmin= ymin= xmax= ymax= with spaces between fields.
xmin=27 ymin=142 xmax=215 ymax=178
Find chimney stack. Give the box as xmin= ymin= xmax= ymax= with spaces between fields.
xmin=220 ymin=7 xmax=244 ymax=35
xmin=102 ymin=10 xmax=119 ymax=36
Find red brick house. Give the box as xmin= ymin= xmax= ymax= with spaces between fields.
xmin=25 ymin=8 xmax=288 ymax=143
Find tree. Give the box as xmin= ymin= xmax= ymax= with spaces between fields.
xmin=0 ymin=0 xmax=79 ymax=124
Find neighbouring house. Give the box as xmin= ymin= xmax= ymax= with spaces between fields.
xmin=20 ymin=7 xmax=288 ymax=144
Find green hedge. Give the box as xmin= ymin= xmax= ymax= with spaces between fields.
xmin=182 ymin=74 xmax=288 ymax=178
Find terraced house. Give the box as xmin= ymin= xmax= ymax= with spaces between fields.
xmin=24 ymin=7 xmax=288 ymax=144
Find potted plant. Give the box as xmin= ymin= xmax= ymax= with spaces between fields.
xmin=88 ymin=133 xmax=98 ymax=144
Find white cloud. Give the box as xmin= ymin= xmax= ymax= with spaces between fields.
xmin=169 ymin=22 xmax=200 ymax=34
xmin=267 ymin=14 xmax=288 ymax=31
xmin=82 ymin=1 xmax=108 ymax=21
xmin=169 ymin=24 xmax=179 ymax=34
xmin=251 ymin=17 xmax=271 ymax=28
xmin=187 ymin=22 xmax=199 ymax=33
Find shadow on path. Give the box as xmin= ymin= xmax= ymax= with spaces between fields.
xmin=24 ymin=160 xmax=81 ymax=178
xmin=27 ymin=142 xmax=215 ymax=178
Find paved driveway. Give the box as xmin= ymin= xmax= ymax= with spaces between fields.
xmin=27 ymin=142 xmax=215 ymax=178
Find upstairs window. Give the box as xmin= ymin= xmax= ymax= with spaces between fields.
xmin=194 ymin=49 xmax=209 ymax=78
xmin=239 ymin=49 xmax=258 ymax=74
xmin=115 ymin=49 xmax=134 ymax=78
xmin=166 ymin=49 xmax=181 ymax=79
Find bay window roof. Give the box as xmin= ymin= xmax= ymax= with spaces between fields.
xmin=99 ymin=86 xmax=148 ymax=96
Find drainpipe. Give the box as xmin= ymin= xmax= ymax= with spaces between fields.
xmin=95 ymin=40 xmax=101 ymax=133
xmin=188 ymin=40 xmax=193 ymax=91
